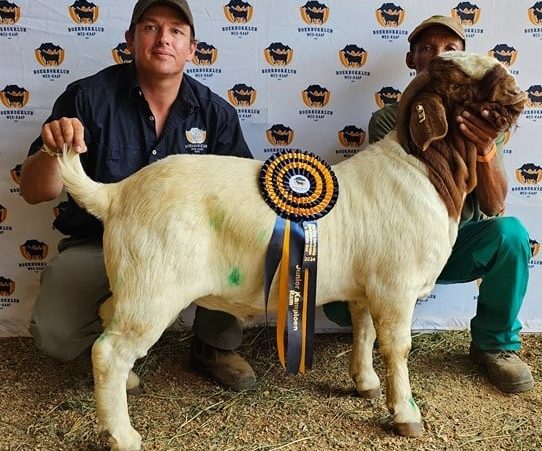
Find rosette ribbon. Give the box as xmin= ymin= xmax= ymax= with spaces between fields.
xmin=259 ymin=150 xmax=338 ymax=374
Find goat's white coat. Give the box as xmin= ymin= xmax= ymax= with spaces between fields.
xmin=56 ymin=51 xmax=523 ymax=450
xmin=59 ymin=132 xmax=457 ymax=450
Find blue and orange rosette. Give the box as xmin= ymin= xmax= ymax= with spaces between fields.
xmin=259 ymin=150 xmax=338 ymax=374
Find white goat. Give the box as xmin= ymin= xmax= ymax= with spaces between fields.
xmin=56 ymin=51 xmax=526 ymax=450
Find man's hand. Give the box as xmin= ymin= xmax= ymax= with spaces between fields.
xmin=455 ymin=109 xmax=498 ymax=157
xmin=41 ymin=117 xmax=87 ymax=154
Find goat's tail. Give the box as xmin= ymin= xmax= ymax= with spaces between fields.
xmin=57 ymin=146 xmax=112 ymax=221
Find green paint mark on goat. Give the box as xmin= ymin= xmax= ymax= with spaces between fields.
xmin=228 ymin=267 xmax=243 ymax=286
xmin=209 ymin=208 xmax=226 ymax=231
xmin=408 ymin=396 xmax=419 ymax=411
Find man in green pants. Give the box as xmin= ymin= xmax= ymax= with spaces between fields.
xmin=325 ymin=15 xmax=533 ymax=393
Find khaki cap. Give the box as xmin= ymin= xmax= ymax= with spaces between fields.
xmin=408 ymin=15 xmax=465 ymax=45
xmin=130 ymin=0 xmax=195 ymax=35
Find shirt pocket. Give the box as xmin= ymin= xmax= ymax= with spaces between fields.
xmin=105 ymin=144 xmax=145 ymax=182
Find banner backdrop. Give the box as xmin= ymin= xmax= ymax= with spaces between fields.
xmin=1 ymin=0 xmax=541 ymax=336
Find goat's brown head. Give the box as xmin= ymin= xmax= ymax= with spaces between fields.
xmin=396 ymin=51 xmax=527 ymax=218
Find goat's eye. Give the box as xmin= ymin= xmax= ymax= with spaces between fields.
xmin=450 ymin=83 xmax=460 ymax=91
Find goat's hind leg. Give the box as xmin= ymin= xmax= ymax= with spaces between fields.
xmin=348 ymin=303 xmax=381 ymax=399
xmin=372 ymin=298 xmax=423 ymax=437
xmin=92 ymin=301 xmax=175 ymax=451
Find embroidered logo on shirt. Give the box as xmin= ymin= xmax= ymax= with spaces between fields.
xmin=185 ymin=127 xmax=207 ymax=144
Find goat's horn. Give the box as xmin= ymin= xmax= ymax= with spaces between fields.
xmin=396 ymin=70 xmax=431 ymax=151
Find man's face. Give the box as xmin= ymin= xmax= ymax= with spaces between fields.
xmin=126 ymin=5 xmax=196 ymax=79
xmin=406 ymin=26 xmax=465 ymax=73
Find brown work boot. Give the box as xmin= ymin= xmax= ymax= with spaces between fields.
xmin=190 ymin=337 xmax=256 ymax=391
xmin=469 ymin=342 xmax=534 ymax=393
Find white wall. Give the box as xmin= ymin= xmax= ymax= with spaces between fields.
xmin=1 ymin=0 xmax=541 ymax=336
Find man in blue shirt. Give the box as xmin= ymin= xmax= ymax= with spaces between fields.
xmin=20 ymin=0 xmax=256 ymax=391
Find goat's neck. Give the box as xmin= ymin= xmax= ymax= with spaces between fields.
xmin=408 ymin=127 xmax=478 ymax=220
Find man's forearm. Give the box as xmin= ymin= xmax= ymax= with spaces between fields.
xmin=20 ymin=150 xmax=64 ymax=204
xmin=475 ymin=155 xmax=508 ymax=216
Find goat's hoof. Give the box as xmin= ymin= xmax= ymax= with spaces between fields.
xmin=394 ymin=422 xmax=424 ymax=437
xmin=357 ymin=387 xmax=381 ymax=399
xmin=99 ymin=427 xmax=142 ymax=451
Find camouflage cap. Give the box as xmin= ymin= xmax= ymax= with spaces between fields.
xmin=408 ymin=15 xmax=465 ymax=45
xmin=130 ymin=0 xmax=194 ymax=35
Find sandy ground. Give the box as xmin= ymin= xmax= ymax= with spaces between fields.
xmin=0 ymin=329 xmax=541 ymax=451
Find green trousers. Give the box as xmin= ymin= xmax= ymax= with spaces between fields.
xmin=323 ymin=216 xmax=531 ymax=351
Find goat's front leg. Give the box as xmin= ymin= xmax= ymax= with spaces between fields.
xmin=348 ymin=303 xmax=381 ymax=398
xmin=373 ymin=308 xmax=423 ymax=437
xmin=92 ymin=332 xmax=142 ymax=451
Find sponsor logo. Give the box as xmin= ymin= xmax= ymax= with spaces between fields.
xmin=515 ymin=163 xmax=542 ymax=184
xmin=264 ymin=42 xmax=293 ymax=66
xmin=375 ymin=86 xmax=401 ymax=108
xmin=222 ymin=1 xmax=257 ymax=37
xmin=0 ymin=84 xmax=28 ymax=108
xmin=0 ymin=208 xmax=16 ymax=232
xmin=528 ymin=2 xmax=542 ymax=25
xmin=187 ymin=42 xmax=222 ymax=79
xmin=339 ymin=45 xmax=367 ymax=68
xmin=228 ymin=83 xmax=257 ymax=107
xmin=112 ymin=42 xmax=132 ymax=64
xmin=452 ymin=2 xmax=483 ymax=38
xmin=69 ymin=0 xmax=99 ymax=24
xmin=193 ymin=42 xmax=218 ymax=65
xmin=0 ymin=86 xmax=32 ymax=122
xmin=185 ymin=127 xmax=207 ymax=144
xmin=524 ymin=85 xmax=542 ymax=119
xmin=338 ymin=126 xmax=366 ymax=148
xmin=302 ymin=84 xmax=330 ymax=108
xmin=375 ymin=3 xmax=405 ymax=27
xmin=0 ymin=203 xmax=6 ymax=223
xmin=529 ymin=238 xmax=541 ymax=268
xmin=34 ymin=42 xmax=65 ymax=66
xmin=10 ymin=163 xmax=21 ymax=184
xmin=526 ymin=85 xmax=542 ymax=108
xmin=452 ymin=2 xmax=481 ymax=25
xmin=337 ymin=45 xmax=370 ymax=81
xmin=0 ymin=0 xmax=25 ymax=38
xmin=0 ymin=276 xmax=15 ymax=297
xmin=262 ymin=43 xmax=296 ymax=79
xmin=224 ymin=0 xmax=253 ymax=23
xmin=266 ymin=124 xmax=294 ymax=146
xmin=512 ymin=163 xmax=542 ymax=196
xmin=300 ymin=1 xmax=329 ymax=25
xmin=299 ymin=85 xmax=333 ymax=120
xmin=298 ymin=1 xmax=332 ymax=38
xmin=227 ymin=84 xmax=260 ymax=119
xmin=68 ymin=1 xmax=104 ymax=37
xmin=0 ymin=0 xmax=19 ymax=24
xmin=489 ymin=44 xmax=518 ymax=67
xmin=19 ymin=239 xmax=48 ymax=261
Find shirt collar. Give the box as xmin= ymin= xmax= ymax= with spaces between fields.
xmin=127 ymin=63 xmax=198 ymax=113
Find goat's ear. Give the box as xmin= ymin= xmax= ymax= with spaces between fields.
xmin=396 ymin=70 xmax=431 ymax=150
xmin=409 ymin=94 xmax=448 ymax=151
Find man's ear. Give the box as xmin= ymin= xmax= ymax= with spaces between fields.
xmin=125 ymin=30 xmax=134 ymax=52
xmin=406 ymin=51 xmax=415 ymax=69
xmin=187 ymin=40 xmax=197 ymax=62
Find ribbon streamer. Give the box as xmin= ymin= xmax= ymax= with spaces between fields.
xmin=260 ymin=150 xmax=337 ymax=374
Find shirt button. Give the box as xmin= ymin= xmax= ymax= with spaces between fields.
xmin=149 ymin=116 xmax=155 ymax=122
xmin=152 ymin=149 xmax=157 ymax=155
